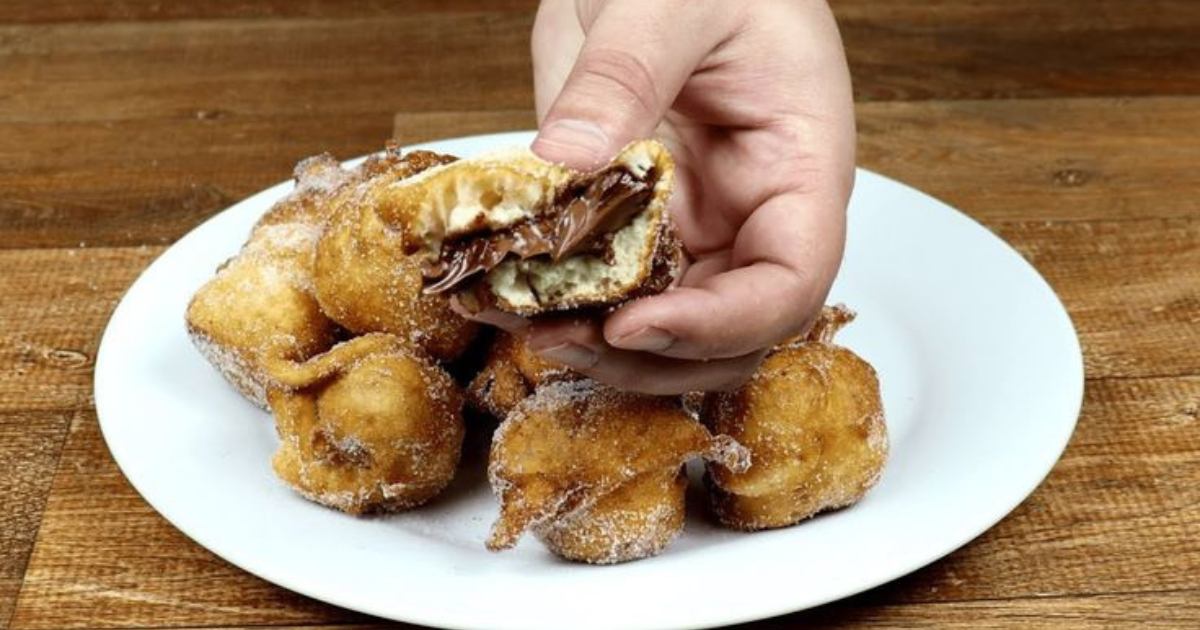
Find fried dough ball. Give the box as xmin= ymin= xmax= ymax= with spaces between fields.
xmin=186 ymin=152 xmax=371 ymax=408
xmin=487 ymin=380 xmax=748 ymax=564
xmin=313 ymin=150 xmax=478 ymax=362
xmin=268 ymin=334 xmax=465 ymax=514
xmin=466 ymin=331 xmax=575 ymax=419
xmin=186 ymin=222 xmax=337 ymax=409
xmin=703 ymin=304 xmax=888 ymax=531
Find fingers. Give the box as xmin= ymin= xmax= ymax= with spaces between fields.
xmin=449 ymin=296 xmax=530 ymax=334
xmin=531 ymin=0 xmax=731 ymax=169
xmin=525 ymin=317 xmax=764 ymax=395
xmin=604 ymin=189 xmax=847 ymax=360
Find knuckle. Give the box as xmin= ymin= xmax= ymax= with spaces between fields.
xmin=574 ymin=47 xmax=660 ymax=118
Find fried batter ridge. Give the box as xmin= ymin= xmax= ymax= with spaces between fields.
xmin=487 ymin=380 xmax=748 ymax=563
xmin=267 ymin=333 xmax=465 ymax=514
xmin=703 ymin=304 xmax=888 ymax=530
xmin=465 ymin=331 xmax=577 ymax=419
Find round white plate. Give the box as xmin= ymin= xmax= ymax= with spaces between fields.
xmin=96 ymin=131 xmax=1083 ymax=630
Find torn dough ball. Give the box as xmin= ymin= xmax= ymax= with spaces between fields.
xmin=487 ymin=380 xmax=748 ymax=564
xmin=313 ymin=148 xmax=478 ymax=362
xmin=703 ymin=304 xmax=888 ymax=531
xmin=396 ymin=139 xmax=681 ymax=315
xmin=268 ymin=334 xmax=465 ymax=514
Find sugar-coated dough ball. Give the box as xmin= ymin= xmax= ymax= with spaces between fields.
xmin=270 ymin=338 xmax=465 ymax=514
xmin=703 ymin=305 xmax=888 ymax=530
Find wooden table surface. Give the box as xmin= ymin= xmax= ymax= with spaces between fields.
xmin=2 ymin=1 xmax=1198 ymax=628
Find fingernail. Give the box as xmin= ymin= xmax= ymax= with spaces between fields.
xmin=533 ymin=119 xmax=610 ymax=169
xmin=610 ymin=326 xmax=675 ymax=352
xmin=536 ymin=342 xmax=598 ymax=369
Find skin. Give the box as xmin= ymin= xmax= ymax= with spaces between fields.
xmin=463 ymin=0 xmax=856 ymax=394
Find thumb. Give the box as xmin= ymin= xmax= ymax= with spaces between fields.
xmin=532 ymin=0 xmax=724 ymax=169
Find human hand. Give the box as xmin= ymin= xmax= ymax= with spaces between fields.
xmin=472 ymin=0 xmax=856 ymax=394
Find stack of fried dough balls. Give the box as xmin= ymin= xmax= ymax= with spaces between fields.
xmin=187 ymin=146 xmax=476 ymax=514
xmin=186 ymin=146 xmax=888 ymax=563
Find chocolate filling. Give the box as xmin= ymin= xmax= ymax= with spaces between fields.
xmin=421 ymin=165 xmax=656 ymax=294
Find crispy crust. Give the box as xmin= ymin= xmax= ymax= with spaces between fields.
xmin=486 ymin=379 xmax=748 ymax=563
xmin=268 ymin=334 xmax=465 ymax=514
xmin=702 ymin=305 xmax=888 ymax=531
xmin=465 ymin=331 xmax=577 ymax=420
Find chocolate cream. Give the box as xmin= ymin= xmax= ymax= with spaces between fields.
xmin=421 ymin=165 xmax=656 ymax=294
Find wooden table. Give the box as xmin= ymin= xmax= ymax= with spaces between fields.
xmin=2 ymin=1 xmax=1197 ymax=627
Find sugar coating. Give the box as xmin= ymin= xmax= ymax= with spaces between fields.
xmin=486 ymin=379 xmax=749 ymax=562
xmin=703 ymin=304 xmax=889 ymax=531
xmin=269 ymin=337 xmax=466 ymax=515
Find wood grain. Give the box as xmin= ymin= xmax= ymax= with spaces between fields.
xmin=0 ymin=15 xmax=533 ymax=124
xmin=0 ymin=247 xmax=161 ymax=413
xmin=834 ymin=0 xmax=1200 ymax=100
xmin=778 ymin=590 xmax=1200 ymax=629
xmin=10 ymin=376 xmax=1198 ymax=627
xmin=852 ymin=376 xmax=1200 ymax=605
xmin=392 ymin=110 xmax=537 ymax=147
xmin=4 ymin=0 xmax=1198 ymax=100
xmin=8 ymin=411 xmax=372 ymax=630
xmin=0 ymin=412 xmax=74 ymax=630
xmin=997 ymin=218 xmax=1200 ymax=380
xmin=0 ymin=0 xmax=538 ymax=23
xmin=857 ymin=97 xmax=1200 ymax=223
xmin=7 ymin=97 xmax=1200 ymax=249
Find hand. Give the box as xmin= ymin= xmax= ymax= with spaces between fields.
xmin=475 ymin=0 xmax=856 ymax=394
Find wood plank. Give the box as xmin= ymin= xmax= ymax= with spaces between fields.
xmin=0 ymin=412 xmax=74 ymax=630
xmin=857 ymin=97 xmax=1200 ymax=223
xmin=779 ymin=590 xmax=1200 ymax=628
xmin=13 ymin=375 xmax=1197 ymax=627
xmin=8 ymin=411 xmax=374 ymax=629
xmin=0 ymin=15 xmax=533 ymax=124
xmin=0 ymin=247 xmax=161 ymax=412
xmin=5 ymin=97 xmax=1199 ymax=249
xmin=393 ymin=109 xmax=536 ymax=146
xmin=0 ymin=578 xmax=18 ymax=630
xmin=849 ymin=376 xmax=1200 ymax=605
xmin=3 ymin=1 xmax=1198 ymax=100
xmin=0 ymin=110 xmax=538 ymax=250
xmin=834 ymin=0 xmax=1200 ymax=100
xmin=0 ymin=0 xmax=538 ymax=23
xmin=0 ymin=116 xmax=396 ymax=249
xmin=996 ymin=218 xmax=1200 ymax=380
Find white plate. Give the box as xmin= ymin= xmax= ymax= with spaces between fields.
xmin=95 ymin=131 xmax=1083 ymax=630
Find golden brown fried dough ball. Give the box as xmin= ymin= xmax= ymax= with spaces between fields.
xmin=313 ymin=150 xmax=478 ymax=362
xmin=487 ymin=380 xmax=748 ymax=564
xmin=187 ymin=151 xmax=380 ymax=408
xmin=186 ymin=222 xmax=337 ymax=409
xmin=703 ymin=304 xmax=888 ymax=531
xmin=466 ymin=331 xmax=575 ymax=419
xmin=268 ymin=334 xmax=465 ymax=514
